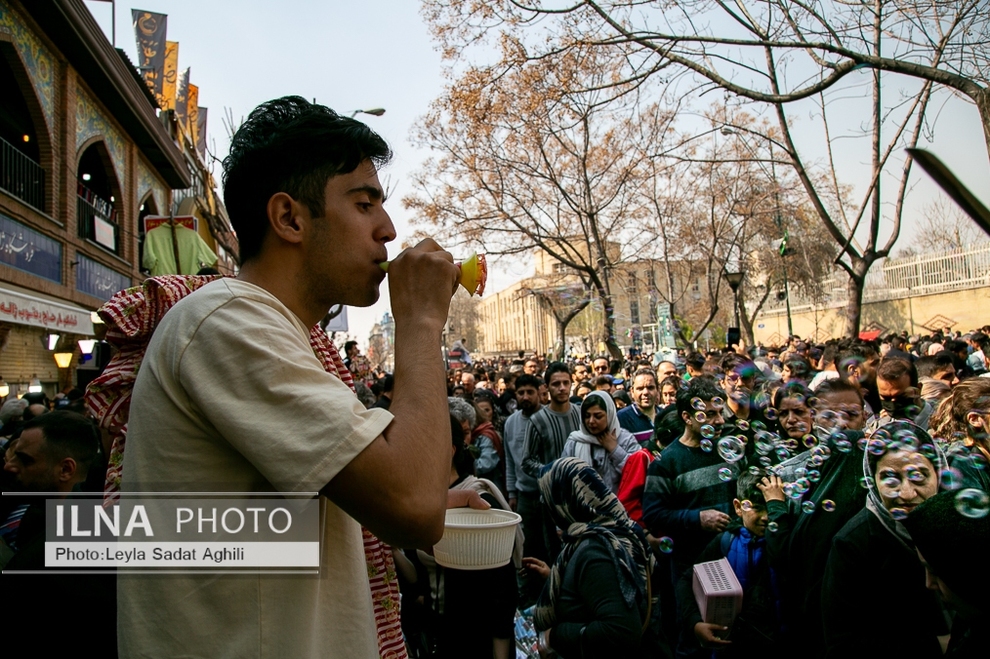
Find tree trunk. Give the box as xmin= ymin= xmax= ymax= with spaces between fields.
xmin=602 ymin=292 xmax=622 ymax=360
xmin=977 ymin=88 xmax=990 ymax=171
xmin=843 ymin=269 xmax=866 ymax=339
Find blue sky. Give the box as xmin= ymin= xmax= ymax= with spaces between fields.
xmin=85 ymin=1 xmax=990 ymax=348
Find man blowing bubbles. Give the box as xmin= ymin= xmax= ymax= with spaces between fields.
xmin=118 ymin=97 xmax=475 ymax=659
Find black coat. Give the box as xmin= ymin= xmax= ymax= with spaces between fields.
xmin=821 ymin=508 xmax=947 ymax=659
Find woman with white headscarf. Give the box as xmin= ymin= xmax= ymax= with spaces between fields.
xmin=561 ymin=391 xmax=640 ymax=493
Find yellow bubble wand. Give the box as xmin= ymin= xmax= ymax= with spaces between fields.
xmin=378 ymin=252 xmax=488 ymax=297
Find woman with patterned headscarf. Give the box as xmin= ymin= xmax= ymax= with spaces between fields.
xmin=525 ymin=457 xmax=668 ymax=658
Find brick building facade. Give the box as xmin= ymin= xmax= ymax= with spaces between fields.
xmin=0 ymin=0 xmax=231 ymax=399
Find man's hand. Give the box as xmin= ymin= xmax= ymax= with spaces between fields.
xmin=757 ymin=474 xmax=786 ymax=502
xmin=508 ymin=497 xmax=518 ymax=511
xmin=387 ymin=238 xmax=459 ymax=332
xmin=694 ymin=622 xmax=732 ymax=648
xmin=447 ymin=489 xmax=491 ymax=511
xmin=699 ymin=509 xmax=731 ymax=532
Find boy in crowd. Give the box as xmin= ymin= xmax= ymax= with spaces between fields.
xmin=677 ymin=469 xmax=785 ymax=655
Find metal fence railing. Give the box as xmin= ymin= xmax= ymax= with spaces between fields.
xmin=759 ymin=241 xmax=990 ymax=316
xmin=0 ymin=135 xmax=46 ymax=211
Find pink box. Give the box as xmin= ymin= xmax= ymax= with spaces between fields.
xmin=692 ymin=557 xmax=744 ymax=628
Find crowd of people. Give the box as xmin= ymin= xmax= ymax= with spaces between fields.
xmin=350 ymin=328 xmax=990 ymax=658
xmin=1 ymin=94 xmax=988 ymax=659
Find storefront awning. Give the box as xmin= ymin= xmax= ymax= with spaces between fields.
xmin=0 ymin=282 xmax=95 ymax=335
xmin=858 ymin=329 xmax=882 ymax=341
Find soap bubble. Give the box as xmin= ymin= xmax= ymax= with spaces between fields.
xmin=718 ymin=467 xmax=734 ymax=482
xmin=736 ymin=420 xmax=750 ymax=431
xmin=794 ymin=467 xmax=807 ymax=479
xmin=890 ymin=507 xmax=909 ymax=521
xmin=834 ymin=436 xmax=852 ymax=453
xmin=767 ymin=521 xmax=779 ymax=533
xmin=752 ymin=420 xmax=767 ymax=431
xmin=765 ymin=408 xmax=779 ymax=421
xmin=717 ymin=436 xmax=745 ymax=463
xmin=867 ymin=439 xmax=887 ymax=456
xmin=748 ymin=465 xmax=762 ymax=476
xmin=711 ymin=396 xmax=725 ymax=410
xmin=971 ymin=453 xmax=989 ymax=472
xmin=920 ymin=444 xmax=937 ymax=461
xmin=859 ymin=476 xmax=875 ymax=489
xmin=691 ymin=397 xmax=706 ymax=411
xmin=822 ymin=500 xmax=836 ymax=512
xmin=694 ymin=411 xmax=707 ymax=423
xmin=759 ymin=456 xmax=772 ymax=467
xmin=939 ymin=467 xmax=963 ymax=491
xmin=806 ymin=469 xmax=821 ymax=483
xmin=657 ymin=537 xmax=674 ymax=553
xmin=700 ymin=439 xmax=713 ymax=452
xmin=803 ymin=434 xmax=818 ymax=449
xmin=880 ymin=476 xmax=901 ymax=492
xmin=783 ymin=482 xmax=796 ymax=499
xmin=755 ymin=432 xmax=775 ymax=455
xmin=802 ymin=501 xmax=816 ymax=514
xmin=905 ymin=465 xmax=926 ymax=483
xmin=741 ymin=499 xmax=753 ymax=512
xmin=701 ymin=424 xmax=717 ymax=439
xmin=955 ymin=488 xmax=990 ymax=519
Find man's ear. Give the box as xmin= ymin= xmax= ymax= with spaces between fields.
xmin=56 ymin=457 xmax=78 ymax=483
xmin=266 ymin=192 xmax=306 ymax=246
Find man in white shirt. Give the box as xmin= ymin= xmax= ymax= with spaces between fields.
xmin=118 ymin=97 xmax=461 ymax=658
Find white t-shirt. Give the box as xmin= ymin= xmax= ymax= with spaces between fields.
xmin=117 ymin=278 xmax=393 ymax=658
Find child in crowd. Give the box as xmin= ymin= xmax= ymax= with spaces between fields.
xmin=676 ymin=469 xmax=786 ymax=656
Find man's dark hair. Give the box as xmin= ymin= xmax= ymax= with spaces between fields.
xmin=815 ymin=378 xmax=864 ymax=404
xmin=631 ymin=367 xmax=657 ymax=383
xmin=591 ymin=375 xmax=614 ymax=388
xmin=877 ymin=357 xmax=919 ymax=388
xmin=514 ymin=374 xmax=541 ymax=391
xmin=344 ymin=340 xmax=359 ymax=355
xmin=544 ymin=361 xmax=571 ymax=382
xmin=380 ymin=374 xmax=394 ymax=394
xmin=972 ymin=333 xmax=989 ymax=350
xmin=947 ymin=339 xmax=969 ymax=354
xmin=915 ymin=356 xmax=939 ymax=380
xmin=685 ymin=352 xmax=706 ymax=372
xmin=222 ymin=96 xmax=392 ymax=264
xmin=720 ymin=352 xmax=754 ymax=375
xmin=736 ymin=469 xmax=766 ymax=506
xmin=675 ymin=375 xmax=723 ymax=417
xmin=22 ymin=411 xmax=101 ymax=477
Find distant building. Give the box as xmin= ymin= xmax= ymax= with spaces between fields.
xmin=476 ymin=245 xmax=727 ymax=357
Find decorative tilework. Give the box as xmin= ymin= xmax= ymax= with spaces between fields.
xmin=75 ymin=85 xmax=125 ymax=184
xmin=0 ymin=1 xmax=55 ymax=131
xmin=136 ymin=158 xmax=165 ymax=214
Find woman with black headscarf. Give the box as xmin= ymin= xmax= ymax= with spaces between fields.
xmin=525 ymin=457 xmax=669 ymax=658
xmin=821 ymin=421 xmax=949 ymax=658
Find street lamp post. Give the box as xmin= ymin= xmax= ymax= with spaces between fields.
xmin=723 ymin=268 xmax=744 ymax=328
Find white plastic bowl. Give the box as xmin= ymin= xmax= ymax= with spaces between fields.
xmin=433 ymin=508 xmax=521 ymax=570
